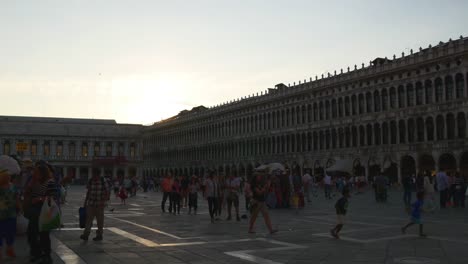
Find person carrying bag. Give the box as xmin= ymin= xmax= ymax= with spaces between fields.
xmin=24 ymin=161 xmax=57 ymax=264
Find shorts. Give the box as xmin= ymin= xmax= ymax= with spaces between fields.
xmin=250 ymin=200 xmax=268 ymax=216
xmin=336 ymin=214 xmax=345 ymax=225
xmin=227 ymin=193 xmax=239 ymax=207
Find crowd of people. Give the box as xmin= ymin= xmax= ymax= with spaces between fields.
xmin=1 ymin=154 xmax=467 ymax=263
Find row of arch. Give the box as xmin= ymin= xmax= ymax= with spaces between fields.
xmin=146 ymin=73 xmax=468 ymax=149
xmin=148 ymin=112 xmax=467 ymax=164
xmin=144 ymin=152 xmax=468 ymax=183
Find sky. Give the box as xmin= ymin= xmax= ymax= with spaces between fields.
xmin=1 ymin=0 xmax=467 ymax=125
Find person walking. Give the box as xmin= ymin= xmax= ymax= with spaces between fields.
xmin=401 ymin=191 xmax=427 ymax=237
xmin=24 ymin=161 xmax=57 ymax=264
xmin=204 ymin=173 xmax=219 ymax=223
xmin=302 ymin=171 xmax=312 ymax=203
xmin=323 ymin=173 xmax=332 ymax=200
xmin=161 ymin=174 xmax=173 ymax=213
xmin=248 ymin=172 xmax=277 ymax=234
xmin=225 ymin=174 xmax=241 ymax=221
xmin=170 ymin=177 xmax=182 ymax=215
xmin=423 ymin=172 xmax=435 ymax=212
xmin=188 ymin=176 xmax=199 ymax=215
xmin=402 ymin=174 xmax=413 ymax=207
xmin=80 ymin=168 xmax=110 ymax=242
xmin=0 ymin=155 xmax=21 ymax=260
xmin=330 ymin=188 xmax=350 ymax=239
xmin=436 ymin=169 xmax=449 ymax=209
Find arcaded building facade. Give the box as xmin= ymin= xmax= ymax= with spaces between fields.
xmin=0 ymin=116 xmax=143 ymax=183
xmin=143 ymin=36 xmax=468 ymax=182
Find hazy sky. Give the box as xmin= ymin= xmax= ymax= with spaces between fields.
xmin=1 ymin=1 xmax=467 ymax=125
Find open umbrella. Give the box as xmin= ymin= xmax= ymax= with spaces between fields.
xmin=325 ymin=159 xmax=353 ymax=177
xmin=0 ymin=155 xmax=21 ymax=175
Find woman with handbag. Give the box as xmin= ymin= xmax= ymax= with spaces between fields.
xmin=24 ymin=161 xmax=57 ymax=264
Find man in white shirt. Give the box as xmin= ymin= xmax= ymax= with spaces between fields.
xmin=204 ymin=173 xmax=219 ymax=223
xmin=225 ymin=174 xmax=241 ymax=221
xmin=302 ymin=171 xmax=312 ymax=203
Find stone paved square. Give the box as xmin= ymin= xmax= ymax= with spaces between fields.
xmin=8 ymin=186 xmax=468 ymax=264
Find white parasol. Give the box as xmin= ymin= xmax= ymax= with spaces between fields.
xmin=0 ymin=155 xmax=21 ymax=175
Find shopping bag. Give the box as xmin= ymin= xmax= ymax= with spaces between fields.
xmin=38 ymin=199 xmax=61 ymax=232
xmin=16 ymin=213 xmax=29 ymax=235
xmin=79 ymin=207 xmax=87 ymax=228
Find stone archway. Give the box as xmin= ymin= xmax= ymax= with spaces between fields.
xmin=368 ymin=157 xmax=381 ymax=181
xmin=439 ymin=153 xmax=457 ymax=174
xmin=401 ymin=155 xmax=416 ymax=178
xmin=419 ymin=154 xmax=435 ymax=176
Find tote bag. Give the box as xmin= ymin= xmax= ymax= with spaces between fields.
xmin=38 ymin=199 xmax=61 ymax=232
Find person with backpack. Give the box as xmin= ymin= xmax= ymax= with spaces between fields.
xmin=80 ymin=168 xmax=110 ymax=242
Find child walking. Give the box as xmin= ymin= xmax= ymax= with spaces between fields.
xmin=401 ymin=191 xmax=427 ymax=237
xmin=118 ymin=186 xmax=128 ymax=205
xmin=330 ymin=188 xmax=350 ymax=239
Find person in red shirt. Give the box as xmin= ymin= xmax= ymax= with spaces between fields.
xmin=161 ymin=174 xmax=173 ymax=213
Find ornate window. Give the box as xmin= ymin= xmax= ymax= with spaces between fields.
xmin=435 ymin=78 xmax=443 ymax=103
xmin=445 ymin=75 xmax=454 ymax=101
xmin=381 ymin=89 xmax=388 ymax=111
xmin=389 ymin=87 xmax=396 ymax=108
xmin=455 ymin=73 xmax=465 ymax=98
xmin=406 ymin=84 xmax=414 ymax=107
xmin=425 ymin=80 xmax=433 ymax=104
xmin=415 ymin=82 xmax=423 ymax=105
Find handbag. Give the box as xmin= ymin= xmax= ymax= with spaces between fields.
xmin=16 ymin=213 xmax=29 ymax=235
xmin=38 ymin=198 xmax=61 ymax=232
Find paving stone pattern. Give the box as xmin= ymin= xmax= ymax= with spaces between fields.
xmin=7 ymin=186 xmax=468 ymax=264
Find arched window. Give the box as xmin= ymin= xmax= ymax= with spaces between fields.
xmin=358 ymin=94 xmax=365 ymax=114
xmin=313 ymin=103 xmax=318 ymax=121
xmin=351 ymin=126 xmax=357 ymax=147
xmin=313 ymin=132 xmax=318 ymax=150
xmin=374 ymin=91 xmax=380 ymax=112
xmin=406 ymin=84 xmax=414 ymax=107
xmin=345 ymin=127 xmax=351 ymax=147
xmin=296 ymin=107 xmax=300 ymax=125
xmin=455 ymin=73 xmax=465 ymax=98
xmin=307 ymin=105 xmax=312 ymax=123
xmin=351 ymin=95 xmax=357 ymax=115
xmin=446 ymin=113 xmax=455 ymax=139
xmin=325 ymin=130 xmax=330 ymax=149
xmin=331 ymin=129 xmax=337 ymax=149
xmin=457 ymin=112 xmax=466 ymax=138
xmin=325 ymin=101 xmax=330 ymax=120
xmin=319 ymin=102 xmax=324 ymax=121
xmin=338 ymin=98 xmax=344 ymax=117
xmin=416 ymin=117 xmax=424 ymax=142
xmin=331 ymin=99 xmax=337 ymax=118
xmin=319 ymin=131 xmax=324 ymax=150
xmin=374 ymin=123 xmax=381 ymax=145
xmin=436 ymin=115 xmax=444 ymax=140
xmin=407 ymin=118 xmax=415 ymax=143
xmin=366 ymin=124 xmax=373 ymax=145
xmin=425 ymin=80 xmax=433 ymax=104
xmin=366 ymin=92 xmax=372 ymax=113
xmin=382 ymin=122 xmax=389 ymax=144
xmin=445 ymin=75 xmax=454 ymax=101
xmin=415 ymin=82 xmax=423 ymax=105
xmin=307 ymin=132 xmax=312 ymax=151
xmin=398 ymin=85 xmax=405 ymax=108
xmin=389 ymin=87 xmax=397 ymax=108
xmin=290 ymin=108 xmax=295 ymax=126
xmin=399 ymin=120 xmax=406 ymax=143
xmin=435 ymin=78 xmax=443 ymax=103
xmin=426 ymin=117 xmax=434 ymax=141
xmin=359 ymin=125 xmax=365 ymax=146
xmin=390 ymin=121 xmax=397 ymax=144
xmin=381 ymin=89 xmax=388 ymax=111
xmin=338 ymin=128 xmax=344 ymax=148
xmin=345 ymin=96 xmax=350 ymax=116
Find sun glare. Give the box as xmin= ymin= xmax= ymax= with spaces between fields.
xmin=109 ymin=74 xmax=194 ymax=124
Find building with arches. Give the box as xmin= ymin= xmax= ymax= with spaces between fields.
xmin=0 ymin=116 xmax=143 ymax=184
xmin=142 ymin=36 xmax=468 ymax=183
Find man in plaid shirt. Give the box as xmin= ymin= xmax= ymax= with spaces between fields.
xmin=80 ymin=168 xmax=110 ymax=241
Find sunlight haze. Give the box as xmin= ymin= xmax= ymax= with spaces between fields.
xmin=1 ymin=0 xmax=467 ymax=124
